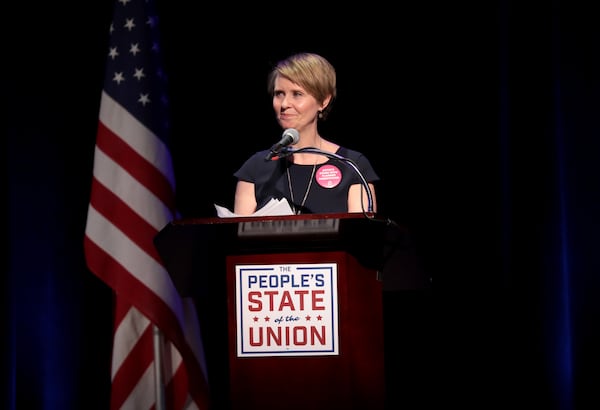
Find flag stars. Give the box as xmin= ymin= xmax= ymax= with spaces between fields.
xmin=156 ymin=67 xmax=167 ymax=81
xmin=138 ymin=93 xmax=151 ymax=106
xmin=129 ymin=43 xmax=141 ymax=56
xmin=108 ymin=47 xmax=119 ymax=60
xmin=133 ymin=68 xmax=145 ymax=81
xmin=160 ymin=93 xmax=169 ymax=106
xmin=113 ymin=72 xmax=125 ymax=85
xmin=124 ymin=18 xmax=135 ymax=31
xmin=147 ymin=15 xmax=158 ymax=28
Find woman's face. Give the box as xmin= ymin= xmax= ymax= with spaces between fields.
xmin=272 ymin=76 xmax=323 ymax=133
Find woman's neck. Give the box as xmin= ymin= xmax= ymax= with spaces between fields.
xmin=292 ymin=133 xmax=324 ymax=165
xmin=296 ymin=127 xmax=320 ymax=148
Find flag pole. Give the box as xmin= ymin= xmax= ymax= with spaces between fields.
xmin=153 ymin=325 xmax=166 ymax=410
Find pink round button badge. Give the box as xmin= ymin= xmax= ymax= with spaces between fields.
xmin=316 ymin=165 xmax=342 ymax=188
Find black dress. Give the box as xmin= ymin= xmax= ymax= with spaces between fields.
xmin=234 ymin=146 xmax=379 ymax=214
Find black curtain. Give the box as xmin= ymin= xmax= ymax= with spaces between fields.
xmin=4 ymin=1 xmax=598 ymax=409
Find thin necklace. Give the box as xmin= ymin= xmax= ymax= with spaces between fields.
xmin=286 ymin=136 xmax=321 ymax=214
xmin=287 ymin=163 xmax=317 ymax=215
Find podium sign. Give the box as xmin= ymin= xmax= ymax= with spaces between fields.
xmin=233 ymin=262 xmax=340 ymax=357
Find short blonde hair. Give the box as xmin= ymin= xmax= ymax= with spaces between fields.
xmin=267 ymin=52 xmax=337 ymax=120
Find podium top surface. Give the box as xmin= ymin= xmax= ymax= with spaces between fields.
xmin=170 ymin=211 xmax=376 ymax=225
xmin=154 ymin=212 xmax=407 ymax=272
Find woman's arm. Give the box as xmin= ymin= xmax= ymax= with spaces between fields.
xmin=234 ymin=180 xmax=258 ymax=215
xmin=347 ymin=183 xmax=377 ymax=213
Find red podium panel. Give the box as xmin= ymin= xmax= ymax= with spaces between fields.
xmin=226 ymin=251 xmax=384 ymax=410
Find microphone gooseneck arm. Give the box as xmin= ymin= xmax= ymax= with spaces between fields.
xmin=279 ymin=146 xmax=374 ymax=214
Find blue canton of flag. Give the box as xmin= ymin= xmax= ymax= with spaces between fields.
xmin=104 ymin=0 xmax=170 ymax=139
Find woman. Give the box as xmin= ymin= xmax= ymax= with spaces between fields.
xmin=233 ymin=52 xmax=379 ymax=215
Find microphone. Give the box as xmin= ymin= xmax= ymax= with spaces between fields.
xmin=265 ymin=128 xmax=300 ymax=160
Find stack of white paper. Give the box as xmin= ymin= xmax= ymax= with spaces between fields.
xmin=214 ymin=198 xmax=295 ymax=218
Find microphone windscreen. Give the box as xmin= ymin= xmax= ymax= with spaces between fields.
xmin=283 ymin=128 xmax=300 ymax=145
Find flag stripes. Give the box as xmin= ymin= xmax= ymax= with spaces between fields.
xmin=84 ymin=1 xmax=209 ymax=407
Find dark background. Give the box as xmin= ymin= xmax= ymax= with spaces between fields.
xmin=4 ymin=1 xmax=599 ymax=409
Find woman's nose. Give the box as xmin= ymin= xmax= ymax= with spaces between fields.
xmin=280 ymin=94 xmax=291 ymax=108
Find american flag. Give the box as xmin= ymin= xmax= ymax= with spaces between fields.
xmin=84 ymin=0 xmax=210 ymax=408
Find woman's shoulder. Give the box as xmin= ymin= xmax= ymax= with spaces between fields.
xmin=336 ymin=146 xmax=367 ymax=160
xmin=241 ymin=149 xmax=273 ymax=165
xmin=235 ymin=149 xmax=279 ymax=177
xmin=252 ymin=149 xmax=271 ymax=159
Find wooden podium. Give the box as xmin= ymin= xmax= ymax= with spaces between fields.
xmin=155 ymin=213 xmax=398 ymax=410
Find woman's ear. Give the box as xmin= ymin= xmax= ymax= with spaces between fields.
xmin=320 ymin=95 xmax=332 ymax=111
